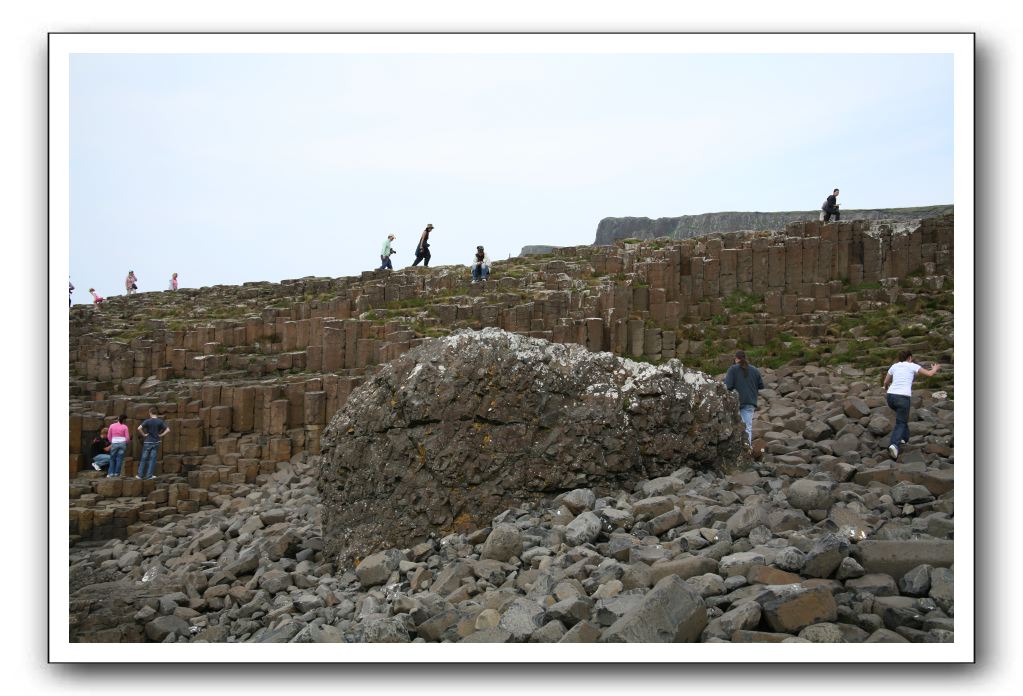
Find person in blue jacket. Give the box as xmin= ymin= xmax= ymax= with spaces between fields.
xmin=724 ymin=349 xmax=765 ymax=446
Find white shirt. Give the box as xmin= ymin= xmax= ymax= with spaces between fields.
xmin=887 ymin=361 xmax=921 ymax=397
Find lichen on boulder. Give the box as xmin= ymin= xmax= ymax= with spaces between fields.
xmin=317 ymin=327 xmax=750 ymax=566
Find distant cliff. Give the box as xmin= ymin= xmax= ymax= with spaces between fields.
xmin=520 ymin=245 xmax=560 ymax=256
xmin=593 ymin=205 xmax=954 ymax=245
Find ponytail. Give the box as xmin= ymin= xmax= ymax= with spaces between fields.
xmin=736 ymin=349 xmax=749 ymax=375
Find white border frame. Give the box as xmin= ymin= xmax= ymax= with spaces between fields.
xmin=50 ymin=32 xmax=974 ymax=663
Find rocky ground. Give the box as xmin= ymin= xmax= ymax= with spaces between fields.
xmin=69 ymin=358 xmax=953 ymax=644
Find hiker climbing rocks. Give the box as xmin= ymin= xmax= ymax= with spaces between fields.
xmin=89 ymin=288 xmax=104 ymax=305
xmin=379 ymin=234 xmax=396 ymax=270
xmin=883 ymin=350 xmax=940 ymax=459
xmin=471 ymin=245 xmax=490 ymax=283
xmin=724 ymin=349 xmax=764 ymax=446
xmin=136 ymin=407 xmax=170 ymax=480
xmin=411 ymin=224 xmax=434 ymax=267
xmin=821 ymin=188 xmax=840 ymax=223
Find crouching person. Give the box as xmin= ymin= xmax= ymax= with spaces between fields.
xmin=471 ymin=245 xmax=490 ymax=283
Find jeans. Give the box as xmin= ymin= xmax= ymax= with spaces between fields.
xmin=824 ymin=210 xmax=840 ymax=223
xmin=739 ymin=405 xmax=755 ymax=445
xmin=138 ymin=441 xmax=161 ymax=479
xmin=472 ymin=264 xmax=490 ymax=281
xmin=91 ymin=454 xmax=110 ymax=470
xmin=108 ymin=441 xmax=126 ymax=476
xmin=886 ymin=393 xmax=911 ymax=448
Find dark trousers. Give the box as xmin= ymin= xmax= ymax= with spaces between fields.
xmin=824 ymin=209 xmax=840 ymax=223
xmin=412 ymin=247 xmax=431 ymax=267
xmin=886 ymin=393 xmax=911 ymax=447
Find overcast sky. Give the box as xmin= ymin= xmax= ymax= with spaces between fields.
xmin=69 ymin=51 xmax=952 ymax=301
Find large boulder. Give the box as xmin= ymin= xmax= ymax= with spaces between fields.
xmin=318 ymin=328 xmax=751 ymax=566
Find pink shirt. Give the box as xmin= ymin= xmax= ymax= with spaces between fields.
xmin=108 ymin=422 xmax=130 ymax=443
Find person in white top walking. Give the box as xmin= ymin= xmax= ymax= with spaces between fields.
xmin=882 ymin=350 xmax=941 ymax=459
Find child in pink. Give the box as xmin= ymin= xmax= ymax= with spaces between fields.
xmin=89 ymin=288 xmax=104 ymax=304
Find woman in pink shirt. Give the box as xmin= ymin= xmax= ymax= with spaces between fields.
xmin=169 ymin=272 xmax=178 ymax=291
xmin=126 ymin=270 xmax=138 ymax=295
xmin=106 ymin=414 xmax=131 ymax=478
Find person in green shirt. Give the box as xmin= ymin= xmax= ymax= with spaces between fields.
xmin=379 ymin=234 xmax=396 ymax=270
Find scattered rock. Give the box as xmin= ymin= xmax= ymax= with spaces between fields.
xmin=600 ymin=575 xmax=707 ymax=643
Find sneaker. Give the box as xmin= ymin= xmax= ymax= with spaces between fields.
xmin=135 ymin=475 xmax=142 ymax=479
xmin=888 ymin=444 xmax=899 ymax=459
xmin=92 ymin=462 xmax=101 ymax=470
xmin=146 ymin=476 xmax=157 ymax=480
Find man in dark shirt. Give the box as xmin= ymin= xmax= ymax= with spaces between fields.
xmin=136 ymin=407 xmax=170 ymax=480
xmin=822 ymin=188 xmax=841 ymax=223
xmin=724 ymin=350 xmax=765 ymax=446
xmin=90 ymin=427 xmax=111 ymax=471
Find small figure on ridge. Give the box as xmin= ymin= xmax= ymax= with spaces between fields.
xmin=821 ymin=188 xmax=841 ymax=223
xmin=169 ymin=272 xmax=178 ymax=291
xmin=411 ymin=224 xmax=434 ymax=268
xmin=379 ymin=234 xmax=397 ymax=270
xmin=471 ymin=245 xmax=490 ymax=283
xmin=126 ymin=270 xmax=138 ymax=295
xmin=89 ymin=288 xmax=104 ymax=305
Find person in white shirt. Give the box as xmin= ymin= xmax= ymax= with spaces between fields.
xmin=471 ymin=245 xmax=491 ymax=283
xmin=882 ymin=350 xmax=941 ymax=459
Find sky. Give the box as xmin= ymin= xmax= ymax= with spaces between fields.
xmin=68 ymin=51 xmax=953 ymax=302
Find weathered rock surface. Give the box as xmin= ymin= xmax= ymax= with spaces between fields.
xmin=318 ymin=328 xmax=750 ymax=565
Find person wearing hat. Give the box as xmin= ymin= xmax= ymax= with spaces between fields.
xmin=470 ymin=245 xmax=491 ymax=283
xmin=379 ymin=234 xmax=397 ymax=270
xmin=723 ymin=349 xmax=765 ymax=447
xmin=411 ymin=224 xmax=434 ymax=268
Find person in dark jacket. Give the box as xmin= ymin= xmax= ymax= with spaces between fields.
xmin=411 ymin=224 xmax=434 ymax=267
xmin=90 ymin=427 xmax=111 ymax=471
xmin=724 ymin=349 xmax=765 ymax=446
xmin=822 ymin=188 xmax=841 ymax=223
